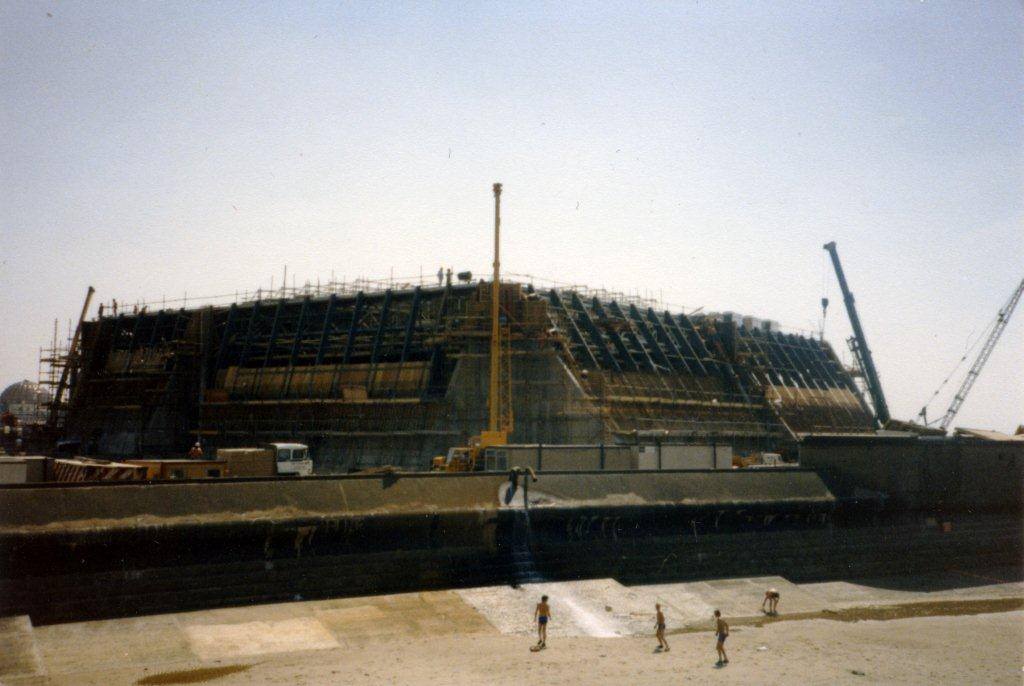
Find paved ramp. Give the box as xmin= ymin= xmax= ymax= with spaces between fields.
xmin=0 ymin=615 xmax=43 ymax=679
xmin=184 ymin=617 xmax=340 ymax=660
xmin=33 ymin=614 xmax=193 ymax=676
xmin=458 ymin=579 xmax=646 ymax=637
xmin=641 ymin=575 xmax=834 ymax=627
xmin=800 ymin=567 xmax=1024 ymax=608
xmin=21 ymin=590 xmax=493 ymax=684
xmin=7 ymin=572 xmax=1021 ymax=683
xmin=458 ymin=576 xmax=835 ymax=637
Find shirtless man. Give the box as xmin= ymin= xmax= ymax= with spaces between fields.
xmin=714 ymin=610 xmax=729 ymax=666
xmin=534 ymin=595 xmax=551 ymax=649
xmin=762 ymin=588 xmax=780 ymax=615
xmin=655 ymin=603 xmax=670 ymax=652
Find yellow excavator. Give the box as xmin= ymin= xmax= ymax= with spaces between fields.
xmin=433 ymin=183 xmax=512 ymax=472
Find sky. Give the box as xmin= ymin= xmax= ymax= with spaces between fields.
xmin=1 ymin=1 xmax=1021 ymax=431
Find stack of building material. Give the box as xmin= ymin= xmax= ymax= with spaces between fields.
xmin=216 ymin=448 xmax=276 ymax=477
xmin=52 ymin=458 xmax=146 ymax=482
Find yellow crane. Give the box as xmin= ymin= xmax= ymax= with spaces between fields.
xmin=433 ymin=183 xmax=512 ymax=471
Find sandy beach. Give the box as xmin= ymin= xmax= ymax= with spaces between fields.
xmin=5 ymin=572 xmax=1022 ymax=686
xmin=126 ymin=610 xmax=1024 ymax=686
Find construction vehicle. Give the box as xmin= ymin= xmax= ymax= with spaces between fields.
xmin=433 ymin=183 xmax=512 ymax=471
xmin=746 ymin=452 xmax=783 ymax=468
xmin=432 ymin=434 xmax=492 ymax=473
xmin=216 ymin=442 xmax=314 ymax=477
xmin=919 ymin=276 xmax=1023 ymax=432
xmin=127 ymin=458 xmax=229 ymax=480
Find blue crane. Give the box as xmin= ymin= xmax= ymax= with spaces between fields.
xmin=823 ymin=241 xmax=890 ymax=428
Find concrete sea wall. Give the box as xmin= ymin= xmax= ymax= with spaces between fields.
xmin=1 ymin=469 xmax=1020 ymax=625
xmin=800 ymin=435 xmax=1024 ymax=513
xmin=0 ymin=474 xmax=508 ymax=624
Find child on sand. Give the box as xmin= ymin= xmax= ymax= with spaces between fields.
xmin=655 ymin=603 xmax=670 ymax=652
xmin=534 ymin=595 xmax=551 ymax=649
xmin=762 ymin=588 xmax=780 ymax=615
xmin=714 ymin=610 xmax=729 ymax=666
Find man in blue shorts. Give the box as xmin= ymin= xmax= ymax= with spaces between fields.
xmin=534 ymin=595 xmax=551 ymax=649
xmin=714 ymin=609 xmax=729 ymax=666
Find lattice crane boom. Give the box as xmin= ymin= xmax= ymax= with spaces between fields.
xmin=939 ymin=277 xmax=1024 ymax=431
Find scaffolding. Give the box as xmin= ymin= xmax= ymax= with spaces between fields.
xmin=51 ymin=277 xmax=875 ymax=468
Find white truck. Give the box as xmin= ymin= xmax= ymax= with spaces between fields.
xmin=216 ymin=442 xmax=314 ymax=477
xmin=747 ymin=452 xmax=784 ymax=468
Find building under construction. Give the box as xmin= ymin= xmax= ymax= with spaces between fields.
xmin=54 ymin=276 xmax=874 ymax=471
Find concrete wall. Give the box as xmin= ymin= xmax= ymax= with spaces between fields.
xmin=4 ymin=468 xmax=837 ymax=624
xmin=2 ymin=469 xmax=1020 ymax=624
xmin=0 ymin=457 xmax=46 ymax=484
xmin=527 ymin=511 xmax=1022 ymax=587
xmin=0 ymin=474 xmax=509 ymax=531
xmin=799 ymin=436 xmax=1024 ymax=513
xmin=0 ymin=473 xmax=510 ymax=623
xmin=636 ymin=444 xmax=733 ymax=470
xmin=521 ymin=469 xmax=834 ymax=509
xmin=446 ymin=349 xmax=606 ymax=447
xmin=293 ymin=348 xmax=607 ymax=473
xmin=485 ymin=444 xmax=633 ymax=471
xmin=0 ymin=460 xmax=27 ymax=484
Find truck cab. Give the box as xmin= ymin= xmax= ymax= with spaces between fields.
xmin=269 ymin=442 xmax=313 ymax=476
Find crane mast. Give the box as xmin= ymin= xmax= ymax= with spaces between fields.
xmin=433 ymin=182 xmax=510 ymax=471
xmin=938 ymin=277 xmax=1023 ymax=432
xmin=486 ymin=182 xmax=506 ymax=439
xmin=823 ymin=241 xmax=890 ymax=428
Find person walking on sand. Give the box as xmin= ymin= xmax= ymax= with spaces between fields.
xmin=534 ymin=595 xmax=551 ymax=649
xmin=714 ymin=610 xmax=729 ymax=666
xmin=762 ymin=588 xmax=780 ymax=615
xmin=655 ymin=603 xmax=670 ymax=652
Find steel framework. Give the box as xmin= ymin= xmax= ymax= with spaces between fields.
xmin=938 ymin=277 xmax=1024 ymax=431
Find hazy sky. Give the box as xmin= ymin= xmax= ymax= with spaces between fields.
xmin=2 ymin=1 xmax=1021 ymax=431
